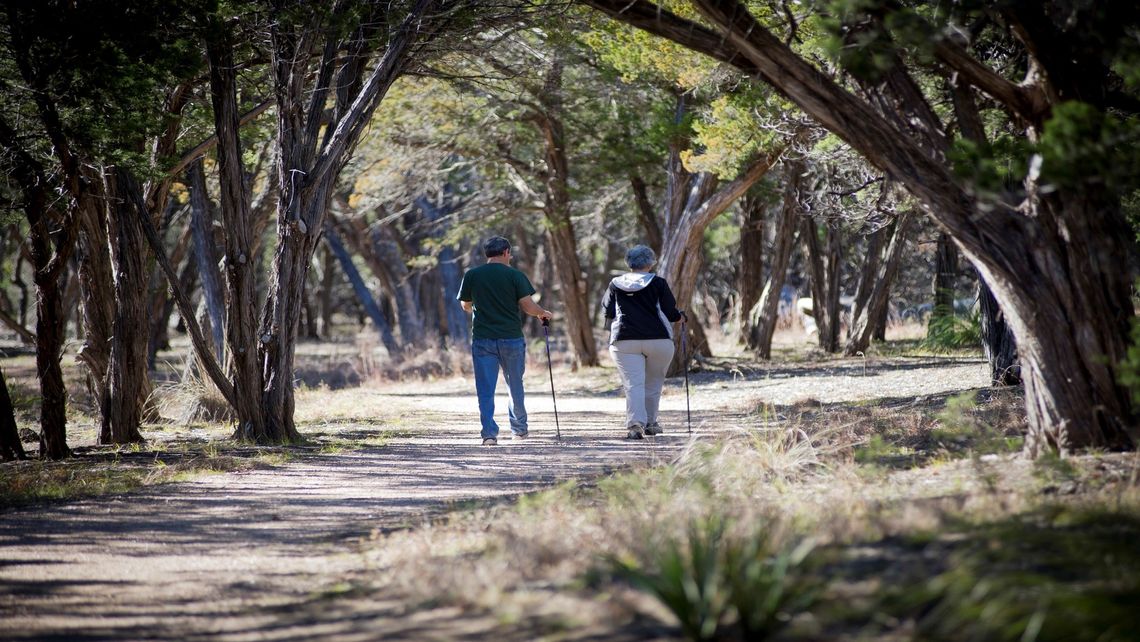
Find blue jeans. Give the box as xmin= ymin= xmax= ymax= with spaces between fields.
xmin=471 ymin=337 xmax=528 ymax=440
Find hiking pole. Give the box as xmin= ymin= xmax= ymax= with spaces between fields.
xmin=681 ymin=313 xmax=692 ymax=435
xmin=541 ymin=318 xmax=562 ymax=442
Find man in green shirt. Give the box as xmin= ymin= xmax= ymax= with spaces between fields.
xmin=457 ymin=236 xmax=553 ymax=445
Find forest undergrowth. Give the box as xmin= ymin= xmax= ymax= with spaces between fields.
xmin=363 ymin=387 xmax=1140 ymax=642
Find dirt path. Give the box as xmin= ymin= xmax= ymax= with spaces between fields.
xmin=0 ymin=357 xmax=988 ymax=641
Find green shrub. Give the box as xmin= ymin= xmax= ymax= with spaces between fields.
xmin=922 ymin=307 xmax=981 ymax=352
xmin=609 ymin=516 xmax=822 ymax=641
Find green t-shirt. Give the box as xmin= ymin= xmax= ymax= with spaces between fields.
xmin=457 ymin=263 xmax=537 ymax=340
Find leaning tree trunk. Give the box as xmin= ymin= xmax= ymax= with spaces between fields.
xmin=845 ymin=211 xmax=912 ymax=355
xmin=0 ymin=368 xmax=28 ymax=461
xmin=324 ymin=223 xmax=398 ymax=352
xmin=660 ymin=144 xmax=793 ymax=374
xmin=188 ymin=158 xmax=227 ymax=362
xmin=978 ymin=277 xmax=1020 ymax=386
xmin=846 ymin=224 xmax=887 ymax=340
xmin=747 ymin=159 xmax=803 ymax=358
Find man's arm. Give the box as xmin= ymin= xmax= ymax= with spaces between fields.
xmin=461 ymin=300 xmax=473 ymax=313
xmin=519 ymin=296 xmax=552 ymax=320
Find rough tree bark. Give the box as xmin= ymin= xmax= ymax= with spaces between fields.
xmin=659 ymin=143 xmax=793 ymax=372
xmin=931 ymin=232 xmax=958 ymax=320
xmin=531 ymin=59 xmax=598 ymax=368
xmin=736 ymin=190 xmax=765 ymax=344
xmin=252 ymin=0 xmax=443 ymax=441
xmin=845 ymin=212 xmax=912 ymax=355
xmin=747 ymin=158 xmax=803 ymax=358
xmin=416 ymin=194 xmax=469 ymax=349
xmin=581 ymin=0 xmax=1137 ymax=454
xmin=205 ymin=15 xmax=267 ymax=440
xmin=801 ymin=216 xmax=842 ymax=353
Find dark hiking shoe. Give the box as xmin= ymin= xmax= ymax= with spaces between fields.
xmin=626 ymin=424 xmax=645 ymax=440
xmin=644 ymin=423 xmax=663 ymax=436
xmin=482 ymin=438 xmax=497 ymax=446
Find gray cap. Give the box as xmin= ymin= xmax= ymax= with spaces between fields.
xmin=483 ymin=236 xmax=511 ymax=257
xmin=625 ymin=245 xmax=656 ymax=270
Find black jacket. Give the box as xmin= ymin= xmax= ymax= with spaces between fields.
xmin=601 ymin=272 xmax=682 ymax=344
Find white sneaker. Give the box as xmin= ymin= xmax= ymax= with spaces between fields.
xmin=482 ymin=438 xmax=497 ymax=446
xmin=513 ymin=431 xmax=529 ymax=440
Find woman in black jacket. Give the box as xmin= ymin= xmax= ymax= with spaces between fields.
xmin=601 ymin=245 xmax=685 ymax=439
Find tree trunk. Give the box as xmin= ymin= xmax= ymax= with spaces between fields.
xmin=249 ymin=0 xmax=443 ymax=441
xmin=979 ymin=276 xmax=1021 ymax=386
xmin=660 ymin=145 xmax=792 ymax=373
xmin=206 ymin=16 xmax=267 ymax=441
xmin=100 ymin=167 xmax=150 ymax=445
xmin=736 ymin=190 xmax=765 ymax=345
xmin=802 ymin=216 xmax=842 ymax=352
xmin=147 ymin=224 xmax=194 ymax=369
xmin=32 ymin=236 xmax=70 ymax=460
xmin=846 ymin=224 xmax=887 ymax=339
xmin=324 ymin=223 xmax=397 ymax=352
xmin=747 ymin=159 xmax=803 ymax=358
xmin=534 ymin=60 xmax=598 ymax=368
xmin=74 ymin=191 xmax=114 ymax=425
xmin=371 ymin=225 xmax=425 ymax=346
xmin=416 ymin=194 xmax=469 ymax=350
xmin=0 ymin=368 xmax=28 ymax=461
xmin=188 ymin=158 xmax=227 ymax=362
xmin=931 ymin=232 xmax=958 ymax=321
xmin=845 ymin=211 xmax=912 ymax=355
xmin=629 ymin=172 xmax=663 ymax=254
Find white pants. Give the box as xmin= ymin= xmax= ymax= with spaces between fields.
xmin=610 ymin=338 xmax=675 ymax=428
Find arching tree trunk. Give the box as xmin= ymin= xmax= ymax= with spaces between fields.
xmin=748 ymin=159 xmax=803 ymax=358
xmin=845 ymin=211 xmax=912 ymax=355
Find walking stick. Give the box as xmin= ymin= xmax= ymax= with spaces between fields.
xmin=541 ymin=318 xmax=562 ymax=442
xmin=681 ymin=314 xmax=692 ymax=435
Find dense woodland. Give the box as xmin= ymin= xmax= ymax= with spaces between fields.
xmin=1 ymin=0 xmax=1138 ymax=461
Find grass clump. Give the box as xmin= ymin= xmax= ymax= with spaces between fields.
xmin=922 ymin=308 xmax=981 ymax=352
xmin=889 ymin=507 xmax=1140 ymax=642
xmin=609 ymin=516 xmax=822 ymax=641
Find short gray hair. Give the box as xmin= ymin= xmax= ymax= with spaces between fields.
xmin=625 ymin=245 xmax=656 ymax=270
xmin=483 ymin=236 xmax=511 ymax=257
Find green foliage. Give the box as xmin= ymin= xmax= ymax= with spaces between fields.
xmin=1038 ymin=102 xmax=1140 ymax=193
xmin=609 ymin=516 xmax=822 ymax=641
xmin=890 ymin=509 xmax=1140 ymax=642
xmin=1116 ymin=314 xmax=1140 ymax=406
xmin=922 ymin=307 xmax=980 ymax=352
